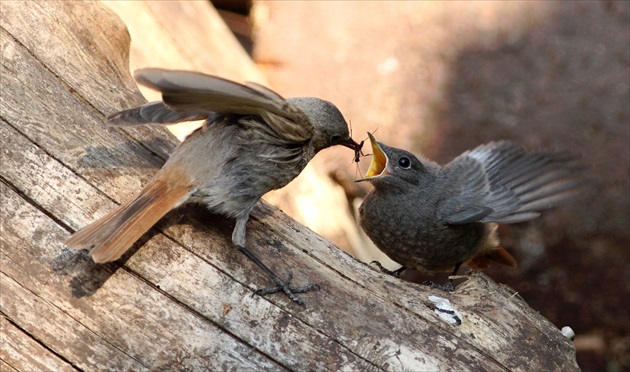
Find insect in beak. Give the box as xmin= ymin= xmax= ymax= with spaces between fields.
xmin=354 ymin=140 xmax=365 ymax=163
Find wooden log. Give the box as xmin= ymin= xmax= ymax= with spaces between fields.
xmin=0 ymin=1 xmax=579 ymax=370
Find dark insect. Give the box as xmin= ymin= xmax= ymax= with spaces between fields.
xmin=354 ymin=140 xmax=365 ymax=163
xmin=348 ymin=120 xmax=365 ymax=163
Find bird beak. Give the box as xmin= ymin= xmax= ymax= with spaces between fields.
xmin=357 ymin=132 xmax=390 ymax=181
xmin=339 ymin=136 xmax=362 ymax=150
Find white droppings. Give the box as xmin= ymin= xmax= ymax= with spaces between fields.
xmin=428 ymin=295 xmax=462 ymax=325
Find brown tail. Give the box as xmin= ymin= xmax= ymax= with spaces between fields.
xmin=466 ymin=246 xmax=518 ymax=270
xmin=65 ymin=167 xmax=194 ymax=263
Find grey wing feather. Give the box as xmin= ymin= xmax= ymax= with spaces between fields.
xmin=441 ymin=204 xmax=494 ymax=225
xmin=135 ymin=68 xmax=290 ymax=118
xmin=245 ymin=81 xmax=286 ymax=100
xmin=439 ymin=141 xmax=583 ymax=225
xmin=107 ymin=102 xmax=207 ymax=126
xmin=130 ymin=68 xmax=313 ymax=144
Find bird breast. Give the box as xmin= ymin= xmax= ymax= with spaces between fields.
xmin=359 ymin=189 xmax=486 ymax=273
xmin=168 ymin=119 xmax=309 ymax=217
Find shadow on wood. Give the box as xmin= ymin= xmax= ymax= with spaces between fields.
xmin=0 ymin=1 xmax=578 ymax=370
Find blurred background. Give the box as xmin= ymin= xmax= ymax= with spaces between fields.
xmin=105 ymin=1 xmax=629 ymax=370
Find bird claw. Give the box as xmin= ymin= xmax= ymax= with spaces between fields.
xmin=370 ymin=261 xmax=404 ymax=278
xmin=254 ymin=272 xmax=320 ymax=305
xmin=423 ymin=280 xmax=456 ymax=292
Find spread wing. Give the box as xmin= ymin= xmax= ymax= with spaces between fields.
xmin=107 ymin=68 xmax=313 ymax=144
xmin=437 ymin=141 xmax=583 ymax=225
xmin=107 ymin=101 xmax=208 ymax=126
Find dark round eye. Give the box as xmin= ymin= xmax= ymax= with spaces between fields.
xmin=398 ymin=157 xmax=411 ymax=169
xmin=330 ymin=134 xmax=342 ymax=142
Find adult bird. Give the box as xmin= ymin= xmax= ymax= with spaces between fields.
xmin=66 ymin=68 xmax=361 ymax=304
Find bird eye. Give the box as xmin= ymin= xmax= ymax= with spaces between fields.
xmin=398 ymin=157 xmax=411 ymax=169
xmin=330 ymin=134 xmax=341 ymax=143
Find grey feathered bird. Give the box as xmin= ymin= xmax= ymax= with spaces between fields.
xmin=358 ymin=133 xmax=582 ymax=289
xmin=65 ymin=68 xmax=361 ymax=304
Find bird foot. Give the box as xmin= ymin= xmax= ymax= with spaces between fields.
xmin=254 ymin=272 xmax=320 ymax=305
xmin=236 ymin=244 xmax=320 ymax=305
xmin=370 ymin=261 xmax=404 ymax=278
xmin=423 ymin=279 xmax=456 ymax=292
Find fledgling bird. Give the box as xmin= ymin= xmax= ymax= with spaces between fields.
xmin=65 ymin=68 xmax=361 ymax=304
xmin=358 ymin=133 xmax=583 ymax=289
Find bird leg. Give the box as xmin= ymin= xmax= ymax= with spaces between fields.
xmin=423 ymin=262 xmax=463 ymax=292
xmin=423 ymin=280 xmax=456 ymax=292
xmin=232 ymin=212 xmax=319 ymax=305
xmin=370 ymin=261 xmax=405 ymax=277
xmin=235 ymin=244 xmax=319 ymax=305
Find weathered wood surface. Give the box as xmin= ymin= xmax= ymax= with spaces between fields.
xmin=0 ymin=1 xmax=579 ymax=371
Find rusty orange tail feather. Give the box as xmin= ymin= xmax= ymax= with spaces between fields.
xmin=466 ymin=246 xmax=518 ymax=270
xmin=65 ymin=169 xmax=194 ymax=263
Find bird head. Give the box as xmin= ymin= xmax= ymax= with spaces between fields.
xmin=288 ymin=97 xmax=361 ymax=153
xmin=358 ymin=133 xmax=429 ymax=188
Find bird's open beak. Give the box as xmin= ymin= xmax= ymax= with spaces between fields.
xmin=358 ymin=132 xmax=390 ymax=181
